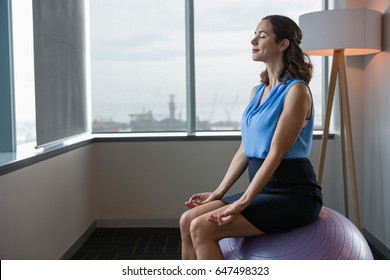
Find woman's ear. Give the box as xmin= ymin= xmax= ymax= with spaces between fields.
xmin=279 ymin=39 xmax=290 ymax=51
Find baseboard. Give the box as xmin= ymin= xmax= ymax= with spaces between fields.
xmin=361 ymin=228 xmax=390 ymax=260
xmin=96 ymin=218 xmax=179 ymax=228
xmin=60 ymin=221 xmax=97 ymax=260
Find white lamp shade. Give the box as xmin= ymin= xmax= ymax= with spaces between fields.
xmin=299 ymin=9 xmax=382 ymax=56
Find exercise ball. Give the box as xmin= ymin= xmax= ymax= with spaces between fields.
xmin=219 ymin=207 xmax=373 ymax=260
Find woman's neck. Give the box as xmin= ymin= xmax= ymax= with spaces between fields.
xmin=265 ymin=60 xmax=284 ymax=88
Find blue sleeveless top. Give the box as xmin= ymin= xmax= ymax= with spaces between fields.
xmin=241 ymin=79 xmax=314 ymax=159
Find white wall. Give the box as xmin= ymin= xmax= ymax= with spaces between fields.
xmin=94 ymin=141 xmax=245 ymax=225
xmin=0 ymin=145 xmax=95 ymax=259
xmin=360 ymin=0 xmax=390 ymax=250
xmin=331 ymin=0 xmax=390 ymax=249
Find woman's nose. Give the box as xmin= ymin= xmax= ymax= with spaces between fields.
xmin=251 ymin=36 xmax=257 ymax=45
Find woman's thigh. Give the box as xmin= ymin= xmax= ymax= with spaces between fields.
xmin=181 ymin=200 xmax=227 ymax=225
xmin=192 ymin=204 xmax=264 ymax=240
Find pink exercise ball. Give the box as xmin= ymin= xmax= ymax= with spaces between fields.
xmin=219 ymin=207 xmax=373 ymax=260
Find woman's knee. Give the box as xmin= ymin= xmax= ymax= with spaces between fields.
xmin=180 ymin=201 xmax=225 ymax=233
xmin=180 ymin=209 xmax=195 ymax=232
xmin=189 ymin=215 xmax=216 ymax=243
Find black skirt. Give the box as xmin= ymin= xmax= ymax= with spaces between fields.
xmin=222 ymin=158 xmax=323 ymax=233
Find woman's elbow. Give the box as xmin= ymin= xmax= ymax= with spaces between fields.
xmin=267 ymin=149 xmax=286 ymax=164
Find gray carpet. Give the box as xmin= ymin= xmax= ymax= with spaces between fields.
xmin=71 ymin=228 xmax=181 ymax=260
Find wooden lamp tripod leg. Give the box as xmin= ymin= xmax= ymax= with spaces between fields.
xmin=338 ymin=52 xmax=350 ymax=219
xmin=318 ymin=50 xmax=361 ymax=229
xmin=318 ymin=51 xmax=339 ymax=185
xmin=338 ymin=51 xmax=361 ymax=229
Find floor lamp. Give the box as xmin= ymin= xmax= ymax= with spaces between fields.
xmin=299 ymin=9 xmax=382 ymax=229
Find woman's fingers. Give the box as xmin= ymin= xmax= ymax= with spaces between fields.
xmin=217 ymin=214 xmax=234 ymax=226
xmin=185 ymin=199 xmax=201 ymax=208
xmin=185 ymin=193 xmax=214 ymax=208
xmin=207 ymin=212 xmax=234 ymax=226
xmin=208 ymin=201 xmax=242 ymax=226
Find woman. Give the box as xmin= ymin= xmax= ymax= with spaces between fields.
xmin=180 ymin=15 xmax=323 ymax=260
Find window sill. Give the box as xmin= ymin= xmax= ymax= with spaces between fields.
xmin=92 ymin=130 xmax=242 ymax=142
xmin=0 ymin=130 xmax=329 ymax=176
xmin=0 ymin=134 xmax=94 ymax=175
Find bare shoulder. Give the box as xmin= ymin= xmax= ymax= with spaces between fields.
xmin=286 ymin=82 xmax=311 ymax=104
xmin=284 ymin=82 xmax=312 ymax=119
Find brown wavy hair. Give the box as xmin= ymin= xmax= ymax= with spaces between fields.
xmin=260 ymin=15 xmax=313 ymax=84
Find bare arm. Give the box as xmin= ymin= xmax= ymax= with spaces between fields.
xmin=213 ymin=143 xmax=249 ymax=198
xmin=211 ymin=83 xmax=312 ymax=224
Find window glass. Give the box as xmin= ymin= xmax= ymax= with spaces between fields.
xmin=194 ymin=0 xmax=323 ymax=130
xmin=90 ymin=0 xmax=323 ymax=133
xmin=11 ymin=0 xmax=36 ymax=144
xmin=90 ymin=0 xmax=186 ymax=133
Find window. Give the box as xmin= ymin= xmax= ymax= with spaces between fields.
xmin=89 ymin=0 xmax=186 ymax=133
xmin=90 ymin=0 xmax=323 ymax=133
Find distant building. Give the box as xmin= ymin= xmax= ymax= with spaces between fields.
xmin=93 ymin=95 xmax=239 ymax=133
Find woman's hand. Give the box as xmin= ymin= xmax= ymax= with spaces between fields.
xmin=207 ymin=200 xmax=248 ymax=226
xmin=185 ymin=192 xmax=221 ymax=208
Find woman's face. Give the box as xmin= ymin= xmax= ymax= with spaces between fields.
xmin=251 ymin=20 xmax=281 ymax=62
